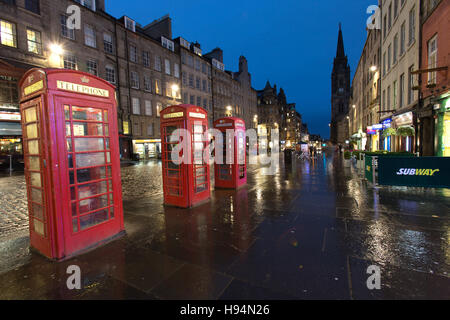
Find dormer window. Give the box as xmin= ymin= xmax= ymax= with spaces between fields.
xmin=124 ymin=16 xmax=136 ymax=32
xmin=74 ymin=0 xmax=96 ymax=11
xmin=161 ymin=36 xmax=174 ymax=52
xmin=180 ymin=38 xmax=190 ymax=49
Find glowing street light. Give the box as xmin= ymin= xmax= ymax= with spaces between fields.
xmin=49 ymin=43 xmax=64 ymax=67
xmin=370 ymin=65 xmax=377 ymax=72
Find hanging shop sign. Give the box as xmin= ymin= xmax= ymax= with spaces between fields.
xmin=393 ymin=112 xmax=413 ymax=127
xmin=378 ymin=157 xmax=450 ymax=188
xmin=382 ymin=119 xmax=392 ymax=129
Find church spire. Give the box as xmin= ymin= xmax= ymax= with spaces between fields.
xmin=336 ymin=23 xmax=345 ymax=58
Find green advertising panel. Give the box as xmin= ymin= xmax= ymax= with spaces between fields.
xmin=378 ymin=157 xmax=450 ymax=188
xmin=365 ymin=155 xmax=373 ymax=183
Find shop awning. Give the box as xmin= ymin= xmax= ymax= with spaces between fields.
xmin=0 ymin=121 xmax=22 ymax=136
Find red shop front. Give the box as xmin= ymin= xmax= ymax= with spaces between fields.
xmin=19 ymin=69 xmax=124 ymax=261
xmin=160 ymin=105 xmax=210 ymax=208
xmin=214 ymin=117 xmax=247 ymax=189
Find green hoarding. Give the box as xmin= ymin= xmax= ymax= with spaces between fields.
xmin=365 ymin=155 xmax=374 ymax=183
xmin=378 ymin=157 xmax=450 ymax=188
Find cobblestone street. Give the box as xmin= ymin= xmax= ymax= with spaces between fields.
xmin=0 ymin=154 xmax=449 ymax=299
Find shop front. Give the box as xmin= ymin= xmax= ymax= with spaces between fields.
xmin=380 ymin=118 xmax=392 ymax=151
xmin=132 ymin=139 xmax=162 ymax=160
xmin=435 ymin=95 xmax=450 ymax=157
xmin=367 ymin=124 xmax=382 ymax=152
xmin=392 ymin=111 xmax=415 ymax=153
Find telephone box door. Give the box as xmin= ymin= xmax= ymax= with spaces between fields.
xmin=190 ymin=121 xmax=210 ymax=204
xmin=56 ymin=97 xmax=122 ymax=255
xmin=21 ymin=96 xmax=53 ymax=258
xmin=162 ymin=121 xmax=188 ymax=208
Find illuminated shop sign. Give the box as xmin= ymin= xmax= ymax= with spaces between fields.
xmin=189 ymin=112 xmax=206 ymax=119
xmin=0 ymin=112 xmax=21 ymax=121
xmin=382 ymin=119 xmax=392 ymax=129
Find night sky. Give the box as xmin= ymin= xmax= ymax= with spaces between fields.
xmin=106 ymin=0 xmax=375 ymax=139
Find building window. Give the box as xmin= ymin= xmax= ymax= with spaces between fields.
xmin=130 ymin=45 xmax=138 ymax=63
xmin=388 ymin=3 xmax=392 ymax=29
xmin=408 ymin=6 xmax=415 ymax=45
xmin=144 ymin=75 xmax=151 ymax=92
xmin=156 ymin=102 xmax=162 ymax=117
xmin=145 ymin=100 xmax=153 ymax=116
xmin=408 ymin=65 xmax=414 ymax=104
xmin=165 ymin=59 xmax=171 ymax=75
xmin=394 ymin=0 xmax=399 ymax=17
xmin=132 ymin=98 xmax=140 ymax=114
xmin=154 ymin=79 xmax=161 ymax=95
xmin=130 ymin=72 xmax=139 ymax=89
xmin=190 ymin=95 xmax=194 ymax=105
xmin=382 ymin=90 xmax=386 ymax=112
xmin=84 ymin=24 xmax=96 ymax=48
xmin=183 ymin=92 xmax=188 ymax=103
xmin=161 ymin=36 xmax=174 ymax=52
xmin=133 ymin=122 xmax=140 ymax=136
xmin=182 ymin=73 xmax=187 ymax=86
xmin=202 ymin=79 xmax=206 ymax=92
xmin=400 ymin=22 xmax=406 ymax=55
xmin=123 ymin=121 xmax=129 ymax=135
xmin=0 ymin=20 xmax=17 ymax=48
xmin=174 ymin=63 xmax=180 ymax=78
xmin=124 ymin=16 xmax=135 ymax=32
xmin=388 ymin=44 xmax=392 ymax=70
xmin=399 ymin=73 xmax=405 ymax=108
xmin=63 ymin=54 xmax=77 ymax=70
xmin=154 ymin=56 xmax=161 ymax=72
xmin=196 ymin=96 xmax=201 ymax=106
xmin=387 ymin=86 xmax=391 ymax=110
xmin=189 ymin=74 xmax=194 ymax=88
xmin=86 ymin=59 xmax=98 ymax=76
xmin=428 ymin=35 xmax=438 ymax=84
xmin=393 ymin=80 xmax=398 ymax=110
xmin=104 ymin=33 xmax=113 ymax=54
xmin=74 ymin=0 xmax=95 ymax=11
xmin=195 ymin=59 xmax=201 ymax=71
xmin=27 ymin=29 xmax=42 ymax=54
xmin=383 ymin=52 xmax=386 ymax=76
xmin=383 ymin=15 xmax=387 ymax=39
xmin=143 ymin=51 xmax=150 ymax=67
xmin=25 ymin=0 xmax=40 ymax=14
xmin=105 ymin=65 xmax=116 ymax=84
xmin=393 ymin=34 xmax=398 ymax=64
xmin=147 ymin=123 xmax=154 ymax=136
xmin=196 ymin=77 xmax=200 ymax=89
xmin=60 ymin=15 xmax=75 ymax=40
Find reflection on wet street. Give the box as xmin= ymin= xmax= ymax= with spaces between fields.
xmin=0 ymin=152 xmax=449 ymax=299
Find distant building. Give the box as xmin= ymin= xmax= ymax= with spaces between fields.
xmin=330 ymin=24 xmax=351 ymax=145
xmin=174 ymin=37 xmax=213 ymax=126
xmin=257 ymin=81 xmax=282 ymax=150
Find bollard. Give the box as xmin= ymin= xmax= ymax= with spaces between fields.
xmin=8 ymin=154 xmax=13 ymax=176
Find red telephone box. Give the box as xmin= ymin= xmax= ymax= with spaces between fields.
xmin=19 ymin=68 xmax=124 ymax=261
xmin=160 ymin=105 xmax=211 ymax=208
xmin=213 ymin=117 xmax=247 ymax=189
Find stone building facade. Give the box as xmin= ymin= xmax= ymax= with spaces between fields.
xmin=348 ymin=27 xmax=382 ymax=151
xmin=380 ymin=0 xmax=420 ymax=153
xmin=257 ymin=81 xmax=282 ymax=151
xmin=175 ymin=37 xmax=213 ymax=126
xmin=0 ymin=0 xmax=183 ymax=160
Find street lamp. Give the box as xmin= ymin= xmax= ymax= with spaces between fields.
xmin=171 ymin=84 xmax=180 ymax=105
xmin=49 ymin=43 xmax=64 ymax=67
xmin=370 ymin=65 xmax=377 ymax=72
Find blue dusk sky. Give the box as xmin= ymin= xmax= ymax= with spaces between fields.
xmin=106 ymin=0 xmax=375 ymax=139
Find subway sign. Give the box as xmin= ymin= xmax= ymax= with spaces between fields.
xmin=378 ymin=157 xmax=450 ymax=188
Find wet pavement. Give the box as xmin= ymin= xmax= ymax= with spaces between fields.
xmin=0 ymin=153 xmax=449 ymax=300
